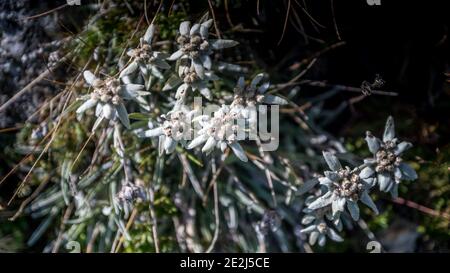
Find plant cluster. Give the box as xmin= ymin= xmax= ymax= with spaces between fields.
xmin=300 ymin=117 xmax=417 ymax=246
xmin=9 ymin=11 xmax=418 ymax=252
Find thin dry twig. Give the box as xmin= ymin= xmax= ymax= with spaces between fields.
xmin=70 ymin=131 xmax=95 ymax=171
xmin=0 ymin=54 xmax=71 ymax=114
xmin=202 ymin=152 xmax=229 ymax=205
xmin=51 ymin=204 xmax=74 ymax=253
xmin=0 ymin=126 xmax=23 ymax=133
xmin=256 ymin=0 xmax=261 ymax=15
xmin=277 ymin=0 xmax=291 ymax=46
xmin=114 ymin=208 xmax=138 ymax=253
xmin=0 ymin=125 xmax=57 ymax=187
xmin=150 ymin=0 xmax=164 ymax=25
xmin=293 ymin=0 xmax=325 ymax=29
xmin=6 ymin=56 xmax=92 ymax=205
xmin=144 ymin=0 xmax=150 ymax=25
xmin=207 ymin=0 xmax=222 ymax=39
xmin=392 ymin=197 xmax=450 ymax=221
xmin=117 ymin=15 xmax=145 ymax=69
xmin=86 ymin=223 xmax=101 ymax=253
xmin=330 ymin=0 xmax=341 ymax=40
xmin=9 ymin=176 xmax=51 ymax=221
xmin=224 ymin=0 xmax=234 ymax=28
xmin=272 ymin=58 xmax=317 ymax=92
xmin=272 ymin=41 xmax=346 ymax=93
xmin=23 ymin=3 xmax=68 ymax=20
xmin=297 ymin=80 xmax=398 ymax=96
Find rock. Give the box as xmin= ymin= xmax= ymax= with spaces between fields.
xmin=0 ymin=0 xmax=66 ymax=127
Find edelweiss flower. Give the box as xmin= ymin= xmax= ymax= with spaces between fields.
xmin=76 ymin=70 xmax=150 ymax=130
xmin=116 ymin=182 xmax=147 ymax=217
xmin=163 ymin=70 xmax=219 ymax=101
xmin=308 ymin=151 xmax=379 ymax=221
xmin=361 ymin=116 xmax=418 ymax=197
xmin=230 ymin=74 xmax=287 ymax=129
xmin=117 ymin=182 xmax=146 ymax=204
xmin=300 ymin=217 xmax=343 ymax=246
xmin=139 ymin=105 xmax=196 ymax=154
xmin=120 ymin=24 xmax=170 ymax=89
xmin=163 ymin=19 xmax=238 ymax=101
xmin=231 ymin=73 xmax=287 ymax=110
xmin=302 ymin=195 xmax=344 ymax=232
xmin=188 ymin=105 xmax=248 ymax=162
xmin=168 ymin=19 xmax=238 ymax=76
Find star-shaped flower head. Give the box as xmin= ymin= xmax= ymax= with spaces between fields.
xmin=162 ymin=19 xmax=238 ymax=101
xmin=163 ymin=70 xmax=219 ymax=101
xmin=119 ymin=24 xmax=170 ymax=89
xmin=188 ymin=105 xmax=248 ymax=162
xmin=168 ymin=19 xmax=238 ymax=77
xmin=308 ymin=151 xmax=379 ymax=221
xmin=361 ymin=116 xmax=418 ymax=197
xmin=138 ymin=105 xmax=197 ymax=155
xmin=117 ymin=182 xmax=146 ymax=204
xmin=116 ymin=182 xmax=147 ymax=217
xmin=231 ymin=73 xmax=288 ymax=110
xmin=76 ymin=70 xmax=150 ymax=131
xmin=230 ymin=73 xmax=288 ymax=127
xmin=302 ymin=195 xmax=344 ymax=232
xmin=300 ymin=216 xmax=343 ymax=246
